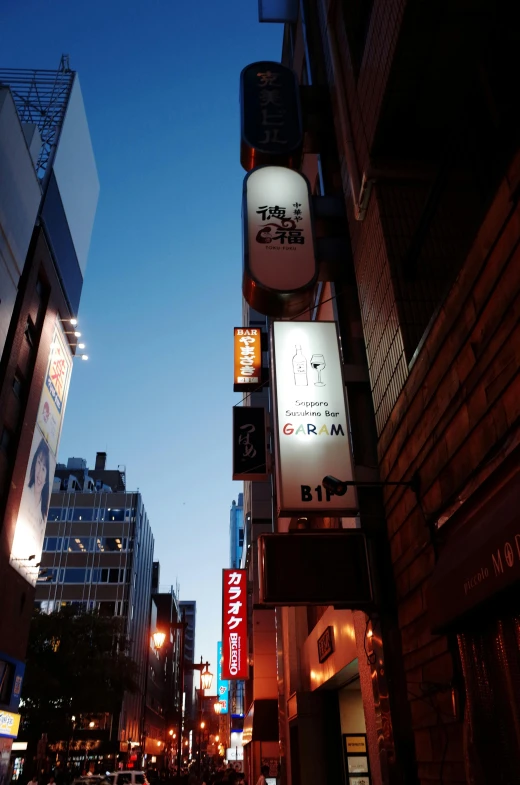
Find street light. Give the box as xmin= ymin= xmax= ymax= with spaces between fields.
xmin=141 ymin=629 xmax=168 ymax=767
xmin=214 ymin=701 xmax=222 ymax=714
xmin=152 ymin=631 xmax=166 ymax=650
xmin=193 ymin=658 xmax=213 ymax=777
xmin=200 ymin=664 xmax=213 ymax=691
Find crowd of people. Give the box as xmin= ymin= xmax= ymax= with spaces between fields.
xmin=22 ymin=762 xmax=268 ymax=785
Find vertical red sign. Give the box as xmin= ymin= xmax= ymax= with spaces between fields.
xmin=222 ymin=569 xmax=248 ymax=679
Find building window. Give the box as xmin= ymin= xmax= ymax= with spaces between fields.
xmin=24 ymin=317 xmax=36 ymax=348
xmin=92 ymin=568 xmax=126 ymax=583
xmin=12 ymin=372 xmax=24 ymax=400
xmin=0 ymin=427 xmax=13 ymax=455
xmin=71 ymin=508 xmax=94 ymax=522
xmin=35 ymin=276 xmax=48 ymax=300
xmin=48 ymin=507 xmax=63 ymax=521
xmin=63 ymin=536 xmax=91 ymax=553
xmin=106 ymin=508 xmax=125 ymax=521
xmin=62 ymin=568 xmax=91 ymax=583
xmin=95 ymin=537 xmax=127 ymax=552
xmin=43 ymin=537 xmax=63 ymax=552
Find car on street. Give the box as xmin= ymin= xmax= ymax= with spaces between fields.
xmin=101 ymin=772 xmax=149 ymax=785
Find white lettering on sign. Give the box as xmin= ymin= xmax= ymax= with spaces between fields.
xmin=234 ymin=328 xmax=261 ymax=386
xmin=222 ymin=569 xmax=248 ymax=679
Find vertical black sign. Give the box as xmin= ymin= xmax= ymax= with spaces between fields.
xmin=232 ymin=407 xmax=268 ymax=482
xmin=240 ymin=61 xmax=303 ymax=171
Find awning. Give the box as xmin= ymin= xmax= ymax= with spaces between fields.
xmin=428 ymin=469 xmax=520 ymax=632
xmin=242 ymin=699 xmax=278 ymax=745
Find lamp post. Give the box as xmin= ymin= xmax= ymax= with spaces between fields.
xmin=194 ymin=658 xmax=213 ymax=778
xmin=141 ymin=629 xmax=167 ymax=768
xmin=162 ymin=614 xmax=213 ymax=783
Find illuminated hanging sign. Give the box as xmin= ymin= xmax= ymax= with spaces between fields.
xmin=243 ymin=166 xmax=318 ymax=318
xmin=240 ymin=61 xmax=303 ymax=171
xmin=222 ymin=569 xmax=248 ymax=680
xmin=271 ymin=321 xmax=357 ymax=516
xmin=37 ymin=319 xmax=73 ymax=455
xmin=0 ymin=710 xmax=20 ymax=739
xmin=234 ymin=328 xmax=262 ymax=392
xmin=216 ymin=641 xmax=229 ymax=714
xmin=232 ymin=406 xmax=268 ymax=482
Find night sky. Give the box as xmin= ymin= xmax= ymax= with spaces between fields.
xmin=1 ymin=0 xmax=281 ymax=666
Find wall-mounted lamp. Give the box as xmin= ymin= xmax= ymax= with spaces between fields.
xmin=152 ymin=631 xmax=166 ymax=650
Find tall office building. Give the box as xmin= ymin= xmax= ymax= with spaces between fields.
xmin=179 ymin=601 xmax=196 ymax=723
xmin=35 ymin=452 xmax=154 ymax=762
xmin=0 ymin=59 xmax=99 ymax=767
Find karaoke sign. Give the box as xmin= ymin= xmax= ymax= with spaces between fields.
xmin=222 ymin=569 xmax=248 ymax=680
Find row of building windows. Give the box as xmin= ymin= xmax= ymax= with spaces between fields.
xmin=48 ymin=507 xmax=135 ymax=523
xmin=35 ymin=599 xmax=129 ymax=616
xmin=38 ymin=567 xmax=132 ymax=584
xmin=43 ymin=536 xmax=131 ymax=553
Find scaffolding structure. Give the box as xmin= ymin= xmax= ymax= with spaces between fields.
xmin=0 ymin=55 xmax=74 ymax=180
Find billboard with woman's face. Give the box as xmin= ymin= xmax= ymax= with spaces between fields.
xmin=9 ymin=426 xmax=56 ymax=585
xmin=9 ymin=318 xmax=72 ymax=586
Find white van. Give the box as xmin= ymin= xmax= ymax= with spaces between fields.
xmin=102 ymin=772 xmax=149 ymax=785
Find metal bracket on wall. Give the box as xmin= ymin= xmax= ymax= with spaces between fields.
xmin=323 ymin=472 xmax=422 ymax=506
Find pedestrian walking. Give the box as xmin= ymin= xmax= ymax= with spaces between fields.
xmin=254 ymin=766 xmax=269 ymax=785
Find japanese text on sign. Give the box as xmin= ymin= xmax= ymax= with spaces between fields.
xmin=234 ymin=328 xmax=262 ymax=386
xmin=255 ymin=202 xmax=305 ymax=247
xmin=222 ymin=569 xmax=248 ymax=679
xmin=257 ymin=69 xmax=287 ymax=146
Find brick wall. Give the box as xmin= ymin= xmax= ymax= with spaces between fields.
xmin=318 ymin=0 xmax=410 ymax=434
xmin=376 ymin=152 xmax=520 ymax=783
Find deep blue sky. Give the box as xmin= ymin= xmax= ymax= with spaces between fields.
xmin=1 ymin=0 xmax=281 ymax=669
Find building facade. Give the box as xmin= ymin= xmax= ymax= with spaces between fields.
xmin=35 ymin=452 xmax=155 ymax=763
xmin=237 ymin=2 xmax=520 ymax=784
xmin=179 ymin=601 xmax=197 ymax=724
xmin=238 ymin=306 xmax=280 ymax=785
xmin=146 ymin=570 xmax=182 ymax=771
xmin=0 ymin=60 xmax=98 ymax=770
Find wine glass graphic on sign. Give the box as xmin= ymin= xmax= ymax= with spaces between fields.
xmin=311 ymin=354 xmax=326 ymax=386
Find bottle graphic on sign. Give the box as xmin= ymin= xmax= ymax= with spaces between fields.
xmin=292 ymin=345 xmax=308 ymax=386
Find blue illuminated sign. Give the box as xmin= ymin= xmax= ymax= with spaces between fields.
xmin=217 ymin=641 xmax=229 ymax=714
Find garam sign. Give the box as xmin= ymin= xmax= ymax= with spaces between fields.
xmin=271 ymin=321 xmax=357 ymax=517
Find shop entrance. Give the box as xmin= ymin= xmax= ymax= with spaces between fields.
xmin=458 ymin=599 xmax=520 ymax=784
